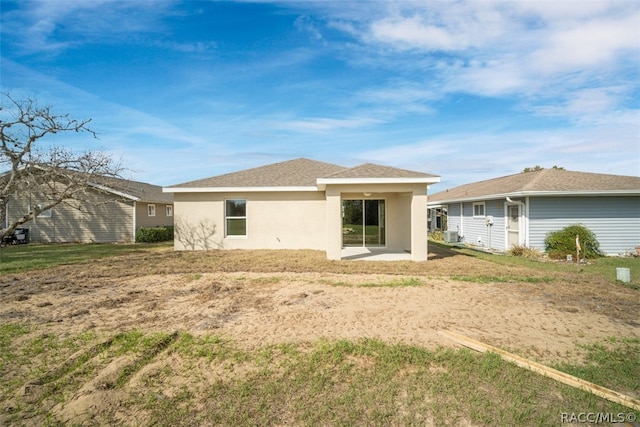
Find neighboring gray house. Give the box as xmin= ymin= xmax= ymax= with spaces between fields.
xmin=427 ymin=169 xmax=640 ymax=256
xmin=5 ymin=178 xmax=174 ymax=243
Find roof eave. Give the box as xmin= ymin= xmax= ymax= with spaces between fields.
xmin=164 ymin=186 xmax=320 ymax=193
xmin=428 ymin=189 xmax=640 ymax=205
xmin=87 ymin=182 xmax=140 ymax=201
xmin=317 ymin=176 xmax=440 ymax=190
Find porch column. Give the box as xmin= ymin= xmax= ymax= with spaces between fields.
xmin=411 ymin=189 xmax=428 ymax=261
xmin=326 ymin=187 xmax=342 ymax=260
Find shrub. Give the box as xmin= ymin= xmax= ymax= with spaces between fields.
xmin=429 ymin=230 xmax=444 ymax=242
xmin=509 ymin=245 xmax=542 ymax=259
xmin=136 ymin=226 xmax=174 ymax=243
xmin=544 ymin=224 xmax=602 ymax=259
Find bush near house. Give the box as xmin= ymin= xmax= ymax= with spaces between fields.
xmin=544 ymin=224 xmax=602 ymax=259
xmin=136 ymin=226 xmax=174 ymax=243
xmin=509 ymin=244 xmax=542 ymax=259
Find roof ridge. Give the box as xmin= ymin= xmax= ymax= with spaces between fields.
xmin=521 ymin=169 xmax=550 ymax=191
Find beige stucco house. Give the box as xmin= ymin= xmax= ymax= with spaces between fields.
xmin=5 ymin=178 xmax=174 ymax=243
xmin=164 ymin=158 xmax=440 ymax=261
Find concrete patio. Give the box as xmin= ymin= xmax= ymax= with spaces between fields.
xmin=340 ymin=247 xmax=412 ymax=261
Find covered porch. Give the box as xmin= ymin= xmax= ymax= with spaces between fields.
xmin=319 ymin=179 xmax=439 ymax=262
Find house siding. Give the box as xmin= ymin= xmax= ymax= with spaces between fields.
xmin=135 ymin=202 xmax=174 ymax=229
xmin=444 ymin=200 xmax=506 ymax=250
xmin=8 ymin=191 xmax=135 ymax=243
xmin=173 ymin=191 xmax=327 ymax=251
xmin=446 ymin=203 xmax=462 ymax=239
xmin=529 ymin=196 xmax=640 ymax=255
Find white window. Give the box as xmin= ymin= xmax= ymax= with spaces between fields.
xmin=166 ymin=205 xmax=173 ymax=217
xmin=147 ymin=204 xmax=156 ymax=217
xmin=225 ymin=199 xmax=246 ymax=236
xmin=31 ymin=204 xmax=52 ymax=218
xmin=473 ymin=202 xmax=485 ymax=217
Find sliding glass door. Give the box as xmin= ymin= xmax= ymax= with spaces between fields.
xmin=342 ymin=199 xmax=385 ymax=247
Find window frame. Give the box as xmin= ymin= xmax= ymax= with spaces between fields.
xmin=473 ymin=202 xmax=485 ymax=218
xmin=33 ymin=204 xmax=52 ymax=218
xmin=225 ymin=199 xmax=247 ymax=237
xmin=147 ymin=204 xmax=156 ymax=217
xmin=165 ymin=205 xmax=173 ymax=217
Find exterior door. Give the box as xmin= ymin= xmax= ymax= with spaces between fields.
xmin=342 ymin=199 xmax=386 ymax=247
xmin=506 ymin=204 xmax=521 ymax=248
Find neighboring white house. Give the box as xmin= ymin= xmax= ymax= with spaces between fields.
xmin=4 ymin=178 xmax=174 ymax=243
xmin=164 ymin=158 xmax=440 ymax=261
xmin=427 ymin=169 xmax=640 ymax=255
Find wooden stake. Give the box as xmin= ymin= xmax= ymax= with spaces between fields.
xmin=438 ymin=330 xmax=640 ymax=412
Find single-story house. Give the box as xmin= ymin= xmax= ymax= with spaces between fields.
xmin=427 ymin=168 xmax=640 ymax=255
xmin=163 ymin=158 xmax=440 ymax=261
xmin=4 ymin=178 xmax=174 ymax=243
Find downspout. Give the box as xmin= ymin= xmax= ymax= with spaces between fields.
xmin=524 ymin=196 xmax=530 ymax=247
xmin=459 ymin=202 xmax=464 ymax=241
xmin=132 ymin=201 xmax=137 ymax=243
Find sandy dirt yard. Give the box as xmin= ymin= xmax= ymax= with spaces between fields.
xmin=2 ymin=247 xmax=638 ymax=362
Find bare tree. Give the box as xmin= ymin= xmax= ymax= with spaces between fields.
xmin=0 ymin=93 xmax=123 ymax=239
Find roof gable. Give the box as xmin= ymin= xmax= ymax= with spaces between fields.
xmin=429 ymin=169 xmax=640 ymax=202
xmin=116 ymin=179 xmax=174 ymax=203
xmin=170 ymin=158 xmax=347 ymax=188
xmin=325 ymin=163 xmax=438 ymax=179
xmin=166 ymin=158 xmax=440 ymax=192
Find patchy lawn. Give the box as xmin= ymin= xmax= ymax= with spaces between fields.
xmin=1 ymin=244 xmax=638 ymax=425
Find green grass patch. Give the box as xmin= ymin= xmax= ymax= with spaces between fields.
xmin=0 ymin=242 xmax=171 ymax=274
xmin=451 ymin=274 xmax=555 ymax=284
xmin=552 ymin=337 xmax=640 ymax=396
xmin=431 ymin=240 xmax=640 ymax=286
xmin=2 ymin=328 xmax=638 ymax=426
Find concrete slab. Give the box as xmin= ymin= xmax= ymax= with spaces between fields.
xmin=341 ymin=247 xmax=411 ymax=261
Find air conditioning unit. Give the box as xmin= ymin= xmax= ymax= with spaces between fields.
xmin=444 ymin=230 xmax=458 ymax=243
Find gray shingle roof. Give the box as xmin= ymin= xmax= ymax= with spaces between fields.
xmin=324 ymin=163 xmax=439 ymax=179
xmin=170 ymin=158 xmax=348 ymax=188
xmin=117 ymin=179 xmax=174 ymax=203
xmin=168 ymin=158 xmax=439 ymax=189
xmin=429 ymin=169 xmax=640 ymax=202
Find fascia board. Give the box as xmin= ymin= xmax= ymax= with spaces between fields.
xmin=87 ymin=182 xmax=140 ymax=201
xmin=163 ymin=186 xmax=320 ymax=193
xmin=428 ymin=190 xmax=640 ymax=205
xmin=317 ymin=177 xmax=440 ymax=185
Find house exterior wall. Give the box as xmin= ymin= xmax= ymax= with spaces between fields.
xmin=7 ymin=191 xmax=135 ymax=243
xmin=135 ymin=202 xmax=174 ymax=229
xmin=173 ymin=191 xmax=327 ymax=251
xmin=529 ymin=196 xmax=640 ymax=256
xmin=174 ymin=182 xmax=430 ymax=261
xmin=452 ymin=201 xmax=502 ymax=248
xmin=444 ymin=195 xmax=640 ymax=255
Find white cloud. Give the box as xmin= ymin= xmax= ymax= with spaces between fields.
xmin=527 ymin=12 xmax=640 ymax=75
xmin=4 ymin=0 xmax=177 ymax=55
xmin=346 ymin=0 xmax=639 ymax=106
xmin=270 ymin=116 xmax=382 ymax=133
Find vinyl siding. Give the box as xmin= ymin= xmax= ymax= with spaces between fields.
xmin=529 ymin=196 xmax=640 ymax=255
xmin=135 ymin=202 xmax=174 ymax=229
xmin=7 ymin=191 xmax=135 ymax=243
xmin=450 ymin=201 xmax=505 ymax=250
xmin=446 ymin=203 xmax=462 ymax=239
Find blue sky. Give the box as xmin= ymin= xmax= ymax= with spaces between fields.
xmin=1 ymin=0 xmax=638 ymax=189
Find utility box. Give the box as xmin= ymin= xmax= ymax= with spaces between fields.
xmin=616 ymin=268 xmax=631 ymax=283
xmin=444 ymin=230 xmax=459 ymax=243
